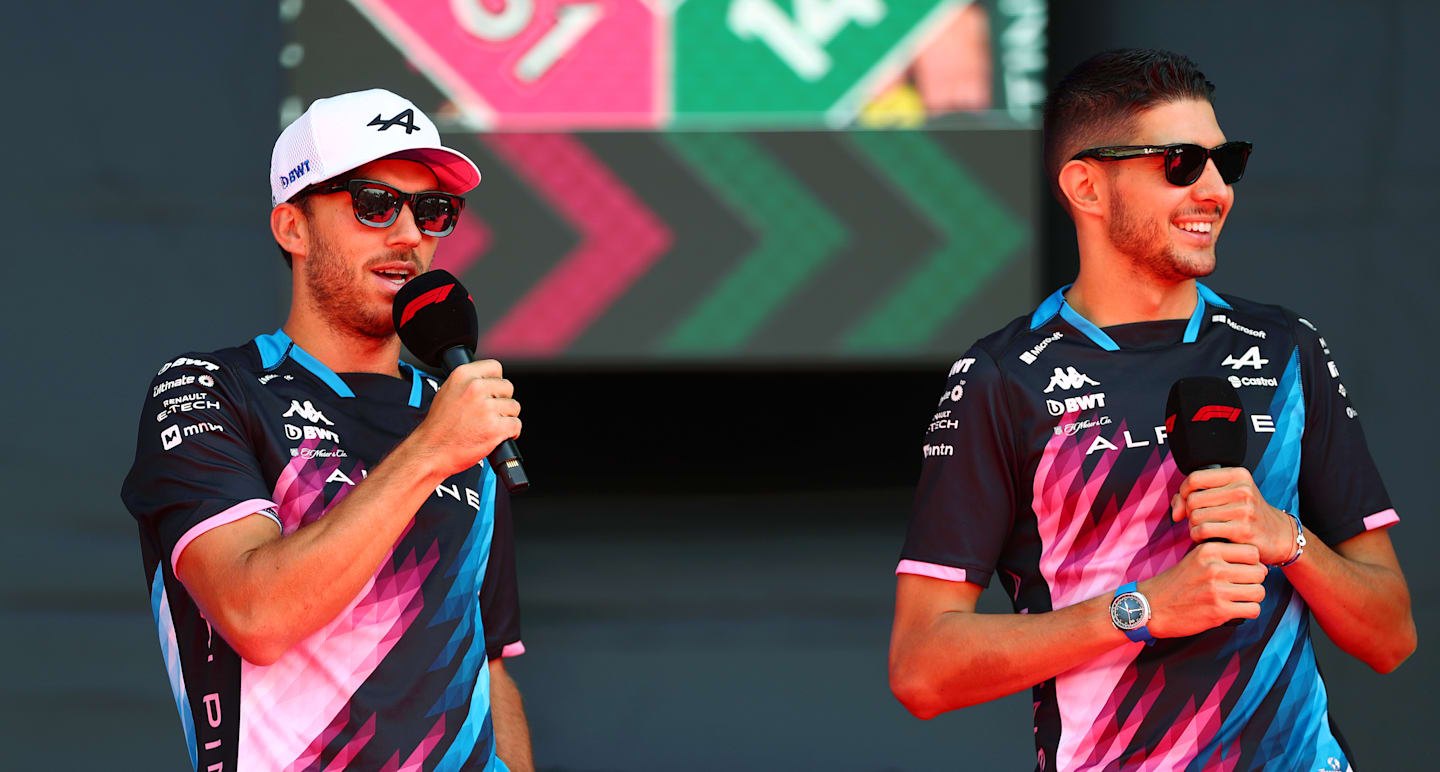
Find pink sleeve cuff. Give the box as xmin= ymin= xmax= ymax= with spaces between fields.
xmin=896 ymin=559 xmax=968 ymax=583
xmin=171 ymin=498 xmax=281 ymax=571
xmin=1362 ymin=508 xmax=1399 ymax=531
xmin=500 ymin=641 xmax=526 ymax=658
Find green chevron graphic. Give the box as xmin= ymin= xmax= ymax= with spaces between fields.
xmin=841 ymin=131 xmax=1025 ymax=352
xmin=661 ymin=133 xmax=846 ymax=353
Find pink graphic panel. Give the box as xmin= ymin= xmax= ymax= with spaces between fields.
xmin=480 ymin=133 xmax=672 ymax=355
xmin=353 ymin=0 xmax=663 ymax=128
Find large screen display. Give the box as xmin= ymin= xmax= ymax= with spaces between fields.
xmin=283 ymin=0 xmax=1047 ymax=363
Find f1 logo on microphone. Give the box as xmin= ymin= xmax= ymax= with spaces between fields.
xmin=399 ymin=284 xmax=454 ymax=328
xmin=1192 ymin=405 xmax=1242 ymax=422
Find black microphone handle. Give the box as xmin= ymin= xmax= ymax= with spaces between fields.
xmin=439 ymin=346 xmax=530 ymax=494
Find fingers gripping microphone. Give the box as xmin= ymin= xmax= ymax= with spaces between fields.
xmin=1166 ymin=377 xmax=1249 ymax=626
xmin=393 ymin=269 xmax=530 ymax=494
xmin=1164 ymin=377 xmax=1247 ymax=474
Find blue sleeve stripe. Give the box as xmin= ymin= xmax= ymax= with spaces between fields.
xmin=1254 ymin=348 xmax=1304 ymax=514
xmin=150 ymin=569 xmax=197 ymax=770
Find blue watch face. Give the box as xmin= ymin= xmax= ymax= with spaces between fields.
xmin=1111 ymin=594 xmax=1147 ymax=629
xmin=1117 ymin=597 xmax=1144 ymax=624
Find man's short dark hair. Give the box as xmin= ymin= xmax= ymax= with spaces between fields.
xmin=1043 ymin=49 xmax=1216 ymax=209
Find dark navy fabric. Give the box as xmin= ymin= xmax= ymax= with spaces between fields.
xmin=123 ymin=330 xmax=520 ymax=771
xmin=900 ymin=284 xmax=1393 ymax=771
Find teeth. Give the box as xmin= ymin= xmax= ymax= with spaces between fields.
xmin=1177 ymin=222 xmax=1212 ymax=233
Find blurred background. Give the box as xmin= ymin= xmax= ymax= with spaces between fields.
xmin=2 ymin=1 xmax=1435 ymax=769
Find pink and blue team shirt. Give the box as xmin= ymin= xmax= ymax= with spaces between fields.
xmin=124 ymin=330 xmax=523 ymax=771
xmin=900 ymin=283 xmax=1397 ymax=771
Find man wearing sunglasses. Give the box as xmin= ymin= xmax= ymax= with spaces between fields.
xmin=122 ymin=89 xmax=533 ymax=771
xmin=890 ymin=50 xmax=1413 ymax=769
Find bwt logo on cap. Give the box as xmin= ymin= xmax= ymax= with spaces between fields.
xmin=278 ymin=159 xmax=312 ymax=189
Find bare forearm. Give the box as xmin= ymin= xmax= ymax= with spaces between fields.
xmin=212 ymin=438 xmax=447 ymax=660
xmin=1285 ymin=527 xmax=1415 ymax=672
xmin=891 ymin=593 xmax=1128 ymax=717
xmin=489 ymin=660 xmax=533 ymax=772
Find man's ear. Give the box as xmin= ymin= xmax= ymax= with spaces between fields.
xmin=1058 ymin=159 xmax=1105 ymax=218
xmin=271 ymin=203 xmax=308 ymax=260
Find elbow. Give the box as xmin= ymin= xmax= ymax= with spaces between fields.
xmin=1368 ymin=622 xmax=1417 ymax=675
xmin=889 ymin=657 xmax=945 ymax=720
xmin=207 ymin=608 xmax=293 ymax=667
xmin=231 ymin=637 xmax=286 ymax=667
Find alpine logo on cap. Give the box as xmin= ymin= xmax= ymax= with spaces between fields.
xmin=368 ymin=109 xmax=420 ymax=134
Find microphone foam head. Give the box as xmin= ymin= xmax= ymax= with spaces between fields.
xmin=1165 ymin=376 xmax=1247 ymax=473
xmin=392 ymin=269 xmax=479 ymax=368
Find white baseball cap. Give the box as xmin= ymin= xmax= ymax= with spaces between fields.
xmin=270 ymin=89 xmax=480 ymax=206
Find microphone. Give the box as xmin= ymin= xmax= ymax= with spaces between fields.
xmin=1165 ymin=376 xmax=1247 ymax=474
xmin=393 ymin=269 xmax=530 ymax=494
xmin=1165 ymin=376 xmax=1248 ymax=626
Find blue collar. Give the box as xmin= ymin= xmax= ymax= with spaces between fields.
xmin=1029 ymin=282 xmax=1232 ymax=350
xmin=253 ymin=329 xmax=427 ymax=408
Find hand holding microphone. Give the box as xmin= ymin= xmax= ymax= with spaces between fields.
xmin=393 ymin=269 xmax=530 ymax=494
xmin=1165 ymin=377 xmax=1292 ymax=564
xmin=1136 ymin=378 xmax=1269 ymax=635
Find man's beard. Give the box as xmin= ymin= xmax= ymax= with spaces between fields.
xmin=1108 ymin=194 xmax=1215 ymax=282
xmin=303 ymin=231 xmax=412 ymax=340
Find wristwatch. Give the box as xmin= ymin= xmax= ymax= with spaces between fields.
xmin=1110 ymin=582 xmax=1155 ymax=646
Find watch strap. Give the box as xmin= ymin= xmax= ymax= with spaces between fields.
xmin=1112 ymin=582 xmax=1156 ymax=646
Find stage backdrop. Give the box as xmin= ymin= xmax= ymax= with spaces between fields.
xmin=282 ymin=0 xmax=1047 ymax=363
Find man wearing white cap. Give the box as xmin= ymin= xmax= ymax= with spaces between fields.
xmin=122 ymin=89 xmax=533 ymax=771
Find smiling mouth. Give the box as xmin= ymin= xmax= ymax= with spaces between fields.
xmin=373 ymin=269 xmax=411 ymax=287
xmin=1175 ymin=221 xmax=1213 ymax=234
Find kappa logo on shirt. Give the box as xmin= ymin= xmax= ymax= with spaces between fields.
xmin=1043 ymin=366 xmax=1100 ymax=394
xmin=283 ymin=400 xmax=334 ymax=425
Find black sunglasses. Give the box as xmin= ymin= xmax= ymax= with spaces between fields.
xmin=300 ymin=178 xmax=466 ymax=237
xmin=1071 ymin=141 xmax=1253 ymax=186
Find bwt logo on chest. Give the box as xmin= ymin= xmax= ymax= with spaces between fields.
xmin=278 ymin=160 xmax=312 ymax=189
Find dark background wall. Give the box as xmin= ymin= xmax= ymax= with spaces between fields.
xmin=2 ymin=2 xmax=1434 ymax=769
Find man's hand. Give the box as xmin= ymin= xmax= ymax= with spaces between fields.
xmin=1138 ymin=541 xmax=1267 ymax=637
xmin=411 ymin=359 xmax=521 ymax=475
xmin=1170 ymin=467 xmax=1297 ymax=564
